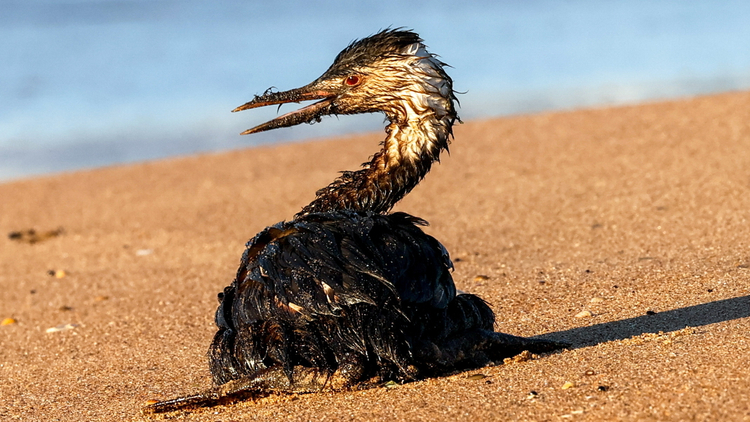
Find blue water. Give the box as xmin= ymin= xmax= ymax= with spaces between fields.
xmin=2 ymin=0 xmax=750 ymax=181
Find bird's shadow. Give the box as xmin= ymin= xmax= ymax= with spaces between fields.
xmin=535 ymin=295 xmax=750 ymax=349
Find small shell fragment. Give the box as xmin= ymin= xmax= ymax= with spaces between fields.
xmin=590 ymin=297 xmax=604 ymax=303
xmin=1 ymin=318 xmax=17 ymax=326
xmin=467 ymin=373 xmax=487 ymax=380
xmin=575 ymin=310 xmax=593 ymax=318
xmin=561 ymin=381 xmax=575 ymax=389
xmin=46 ymin=323 xmax=79 ymax=333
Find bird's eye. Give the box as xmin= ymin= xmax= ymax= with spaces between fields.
xmin=344 ymin=75 xmax=361 ymax=86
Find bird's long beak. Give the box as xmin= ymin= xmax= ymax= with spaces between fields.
xmin=232 ymin=85 xmax=337 ymax=135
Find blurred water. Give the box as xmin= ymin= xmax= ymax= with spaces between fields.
xmin=2 ymin=0 xmax=749 ymax=181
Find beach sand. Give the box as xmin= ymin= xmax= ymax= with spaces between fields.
xmin=1 ymin=91 xmax=749 ymax=421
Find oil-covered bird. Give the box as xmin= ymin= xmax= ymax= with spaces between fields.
xmin=144 ymin=29 xmax=566 ymax=413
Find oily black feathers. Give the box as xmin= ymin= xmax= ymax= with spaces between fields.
xmin=209 ymin=211 xmax=462 ymax=385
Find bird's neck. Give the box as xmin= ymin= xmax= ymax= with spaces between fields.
xmin=297 ymin=109 xmax=456 ymax=217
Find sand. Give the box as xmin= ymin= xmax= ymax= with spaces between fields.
xmin=1 ymin=91 xmax=749 ymax=421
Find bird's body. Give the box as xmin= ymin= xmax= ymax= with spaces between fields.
xmin=211 ymin=211 xmax=468 ymax=386
xmin=145 ymin=29 xmax=565 ymax=414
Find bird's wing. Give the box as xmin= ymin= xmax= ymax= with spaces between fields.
xmin=226 ymin=211 xmax=454 ymax=323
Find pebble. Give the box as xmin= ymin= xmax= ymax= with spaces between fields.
xmin=575 ymin=310 xmax=593 ymax=318
xmin=47 ymin=269 xmax=66 ymax=278
xmin=503 ymin=350 xmax=536 ymax=364
xmin=590 ymin=297 xmax=604 ymax=303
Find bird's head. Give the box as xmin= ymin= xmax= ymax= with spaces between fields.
xmin=233 ymin=29 xmax=457 ymax=135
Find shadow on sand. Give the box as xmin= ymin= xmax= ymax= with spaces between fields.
xmin=537 ymin=295 xmax=750 ymax=348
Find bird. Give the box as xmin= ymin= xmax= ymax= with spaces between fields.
xmin=144 ymin=29 xmax=566 ymax=414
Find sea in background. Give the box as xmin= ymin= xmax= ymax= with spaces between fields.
xmin=2 ymin=0 xmax=750 ymax=181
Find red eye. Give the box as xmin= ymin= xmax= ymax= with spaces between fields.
xmin=345 ymin=75 xmax=361 ymax=86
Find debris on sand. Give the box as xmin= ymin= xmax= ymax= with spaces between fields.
xmin=8 ymin=227 xmax=64 ymax=244
xmin=46 ymin=323 xmax=79 ymax=333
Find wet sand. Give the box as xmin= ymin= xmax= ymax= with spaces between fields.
xmin=1 ymin=91 xmax=749 ymax=421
